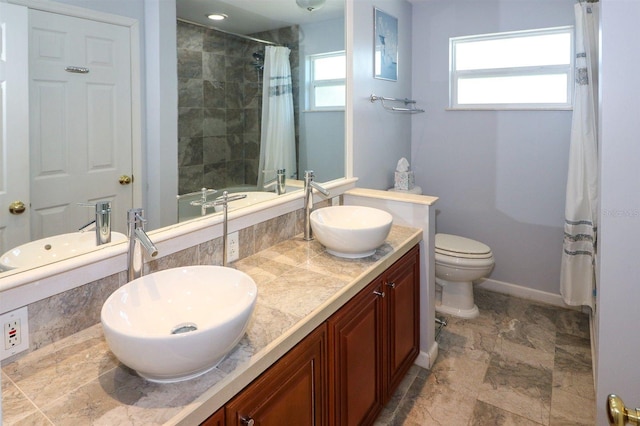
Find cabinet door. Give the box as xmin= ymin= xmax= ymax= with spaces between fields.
xmin=202 ymin=408 xmax=224 ymax=426
xmin=225 ymin=324 xmax=327 ymax=426
xmin=385 ymin=245 xmax=420 ymax=399
xmin=328 ymin=280 xmax=385 ymax=426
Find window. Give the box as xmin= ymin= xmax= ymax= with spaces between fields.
xmin=449 ymin=26 xmax=574 ymax=110
xmin=307 ymin=51 xmax=346 ymax=111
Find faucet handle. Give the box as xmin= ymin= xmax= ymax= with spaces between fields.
xmin=78 ymin=200 xmax=112 ymax=213
xmin=127 ymin=208 xmax=147 ymax=225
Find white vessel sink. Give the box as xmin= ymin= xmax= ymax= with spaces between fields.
xmin=101 ymin=265 xmax=257 ymax=383
xmin=310 ymin=205 xmax=393 ymax=258
xmin=0 ymin=231 xmax=127 ymax=271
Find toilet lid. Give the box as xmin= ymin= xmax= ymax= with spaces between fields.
xmin=435 ymin=234 xmax=492 ymax=259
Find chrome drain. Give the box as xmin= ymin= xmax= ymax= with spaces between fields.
xmin=171 ymin=323 xmax=198 ymax=335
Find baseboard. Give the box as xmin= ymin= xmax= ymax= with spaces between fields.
xmin=415 ymin=341 xmax=438 ymax=370
xmin=476 ymin=278 xmax=581 ymax=310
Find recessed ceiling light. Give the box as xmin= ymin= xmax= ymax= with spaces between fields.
xmin=296 ymin=0 xmax=325 ymax=12
xmin=207 ymin=13 xmax=228 ymax=21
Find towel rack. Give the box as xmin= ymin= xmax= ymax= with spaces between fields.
xmin=370 ymin=94 xmax=425 ymax=113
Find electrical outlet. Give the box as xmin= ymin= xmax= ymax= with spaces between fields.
xmin=5 ymin=319 xmax=21 ymax=349
xmin=1 ymin=306 xmax=29 ymax=361
xmin=227 ymin=231 xmax=239 ymax=263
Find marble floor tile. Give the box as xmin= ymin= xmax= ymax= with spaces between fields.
xmin=375 ymin=365 xmax=423 ymax=425
xmin=549 ymin=388 xmax=596 ymax=425
xmin=379 ymin=291 xmax=594 ymax=426
xmin=554 ymin=309 xmax=590 ymax=340
xmin=470 ymin=400 xmax=545 ymax=425
xmin=553 ymin=333 xmax=594 ymax=401
xmin=393 ymin=374 xmax=478 ymax=426
xmin=477 ymin=354 xmax=553 ymax=425
xmin=439 ymin=317 xmax=498 ymax=358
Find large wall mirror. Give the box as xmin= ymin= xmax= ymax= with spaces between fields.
xmin=175 ymin=0 xmax=345 ymax=222
xmin=0 ymin=0 xmax=345 ymax=276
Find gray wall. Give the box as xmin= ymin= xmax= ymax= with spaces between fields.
xmin=411 ymin=0 xmax=574 ymax=294
xmin=352 ymin=0 xmax=413 ymax=190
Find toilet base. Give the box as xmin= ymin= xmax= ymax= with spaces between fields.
xmin=435 ymin=301 xmax=479 ymax=319
xmin=435 ymin=277 xmax=479 ymax=319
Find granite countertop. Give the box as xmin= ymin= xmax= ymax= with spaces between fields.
xmin=2 ymin=225 xmax=422 ymax=425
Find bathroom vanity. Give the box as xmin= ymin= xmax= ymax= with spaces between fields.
xmin=1 ymin=225 xmax=422 ymax=425
xmin=206 ymin=244 xmax=420 ymax=426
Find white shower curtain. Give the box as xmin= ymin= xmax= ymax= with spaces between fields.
xmin=257 ymin=46 xmax=296 ymax=189
xmin=560 ymin=2 xmax=599 ymax=309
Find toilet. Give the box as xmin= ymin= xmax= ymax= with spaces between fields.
xmin=435 ymin=233 xmax=494 ymax=319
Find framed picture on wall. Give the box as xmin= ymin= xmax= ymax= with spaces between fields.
xmin=374 ymin=8 xmax=398 ymax=81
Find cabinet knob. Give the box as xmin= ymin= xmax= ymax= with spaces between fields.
xmin=373 ymin=290 xmax=385 ymax=298
xmin=241 ymin=417 xmax=255 ymax=426
xmin=386 ymin=281 xmax=396 ymax=289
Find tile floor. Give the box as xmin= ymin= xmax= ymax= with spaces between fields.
xmin=377 ymin=288 xmax=595 ymax=426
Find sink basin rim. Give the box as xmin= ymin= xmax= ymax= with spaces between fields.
xmin=101 ymin=265 xmax=258 ymax=382
xmin=101 ymin=266 xmax=257 ymax=340
xmin=0 ymin=231 xmax=127 ymax=271
xmin=310 ymin=205 xmax=393 ymax=258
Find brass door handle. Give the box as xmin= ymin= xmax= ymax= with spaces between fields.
xmin=119 ymin=175 xmax=132 ymax=185
xmin=608 ymin=394 xmax=640 ymax=425
xmin=9 ymin=201 xmax=26 ymax=215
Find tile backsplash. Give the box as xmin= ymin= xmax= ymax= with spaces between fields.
xmin=1 ymin=201 xmax=329 ymax=365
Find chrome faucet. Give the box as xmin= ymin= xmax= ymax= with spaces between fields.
xmin=79 ymin=200 xmax=112 ymax=246
xmin=263 ymin=169 xmax=287 ymax=195
xmin=205 ymin=191 xmax=247 ymax=266
xmin=303 ymin=170 xmax=330 ymax=241
xmin=189 ymin=187 xmax=218 ymax=216
xmin=127 ymin=208 xmax=158 ymax=281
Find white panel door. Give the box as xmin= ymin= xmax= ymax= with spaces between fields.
xmin=0 ymin=3 xmax=31 ymax=255
xmin=29 ymin=9 xmax=133 ymax=238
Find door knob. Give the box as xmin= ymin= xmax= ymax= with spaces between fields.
xmin=608 ymin=394 xmax=640 ymax=425
xmin=119 ymin=175 xmax=132 ymax=185
xmin=9 ymin=201 xmax=26 ymax=215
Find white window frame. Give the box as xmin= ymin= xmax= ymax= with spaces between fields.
xmin=306 ymin=50 xmax=346 ymax=112
xmin=449 ymin=26 xmax=574 ymax=110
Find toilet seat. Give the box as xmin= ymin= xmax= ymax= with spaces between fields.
xmin=435 ymin=234 xmax=493 ymax=259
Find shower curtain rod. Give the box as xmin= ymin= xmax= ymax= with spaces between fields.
xmin=178 ymin=18 xmax=282 ymax=47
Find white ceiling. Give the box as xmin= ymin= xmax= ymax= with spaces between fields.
xmin=176 ymin=0 xmax=344 ymax=35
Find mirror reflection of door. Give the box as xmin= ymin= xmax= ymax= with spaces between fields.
xmin=28 ymin=10 xmax=134 ymax=239
xmin=0 ymin=3 xmax=30 ymax=254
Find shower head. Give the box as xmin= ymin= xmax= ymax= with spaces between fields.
xmin=252 ymin=51 xmax=264 ymax=72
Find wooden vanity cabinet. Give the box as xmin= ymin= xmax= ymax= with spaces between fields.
xmin=201 ymin=408 xmax=224 ymax=426
xmin=201 ymin=245 xmax=419 ymax=426
xmin=385 ymin=244 xmax=420 ymax=399
xmin=328 ymin=244 xmax=420 ymax=425
xmin=224 ymin=324 xmax=328 ymax=426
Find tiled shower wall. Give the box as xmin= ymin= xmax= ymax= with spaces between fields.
xmin=177 ymin=21 xmax=300 ymax=195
